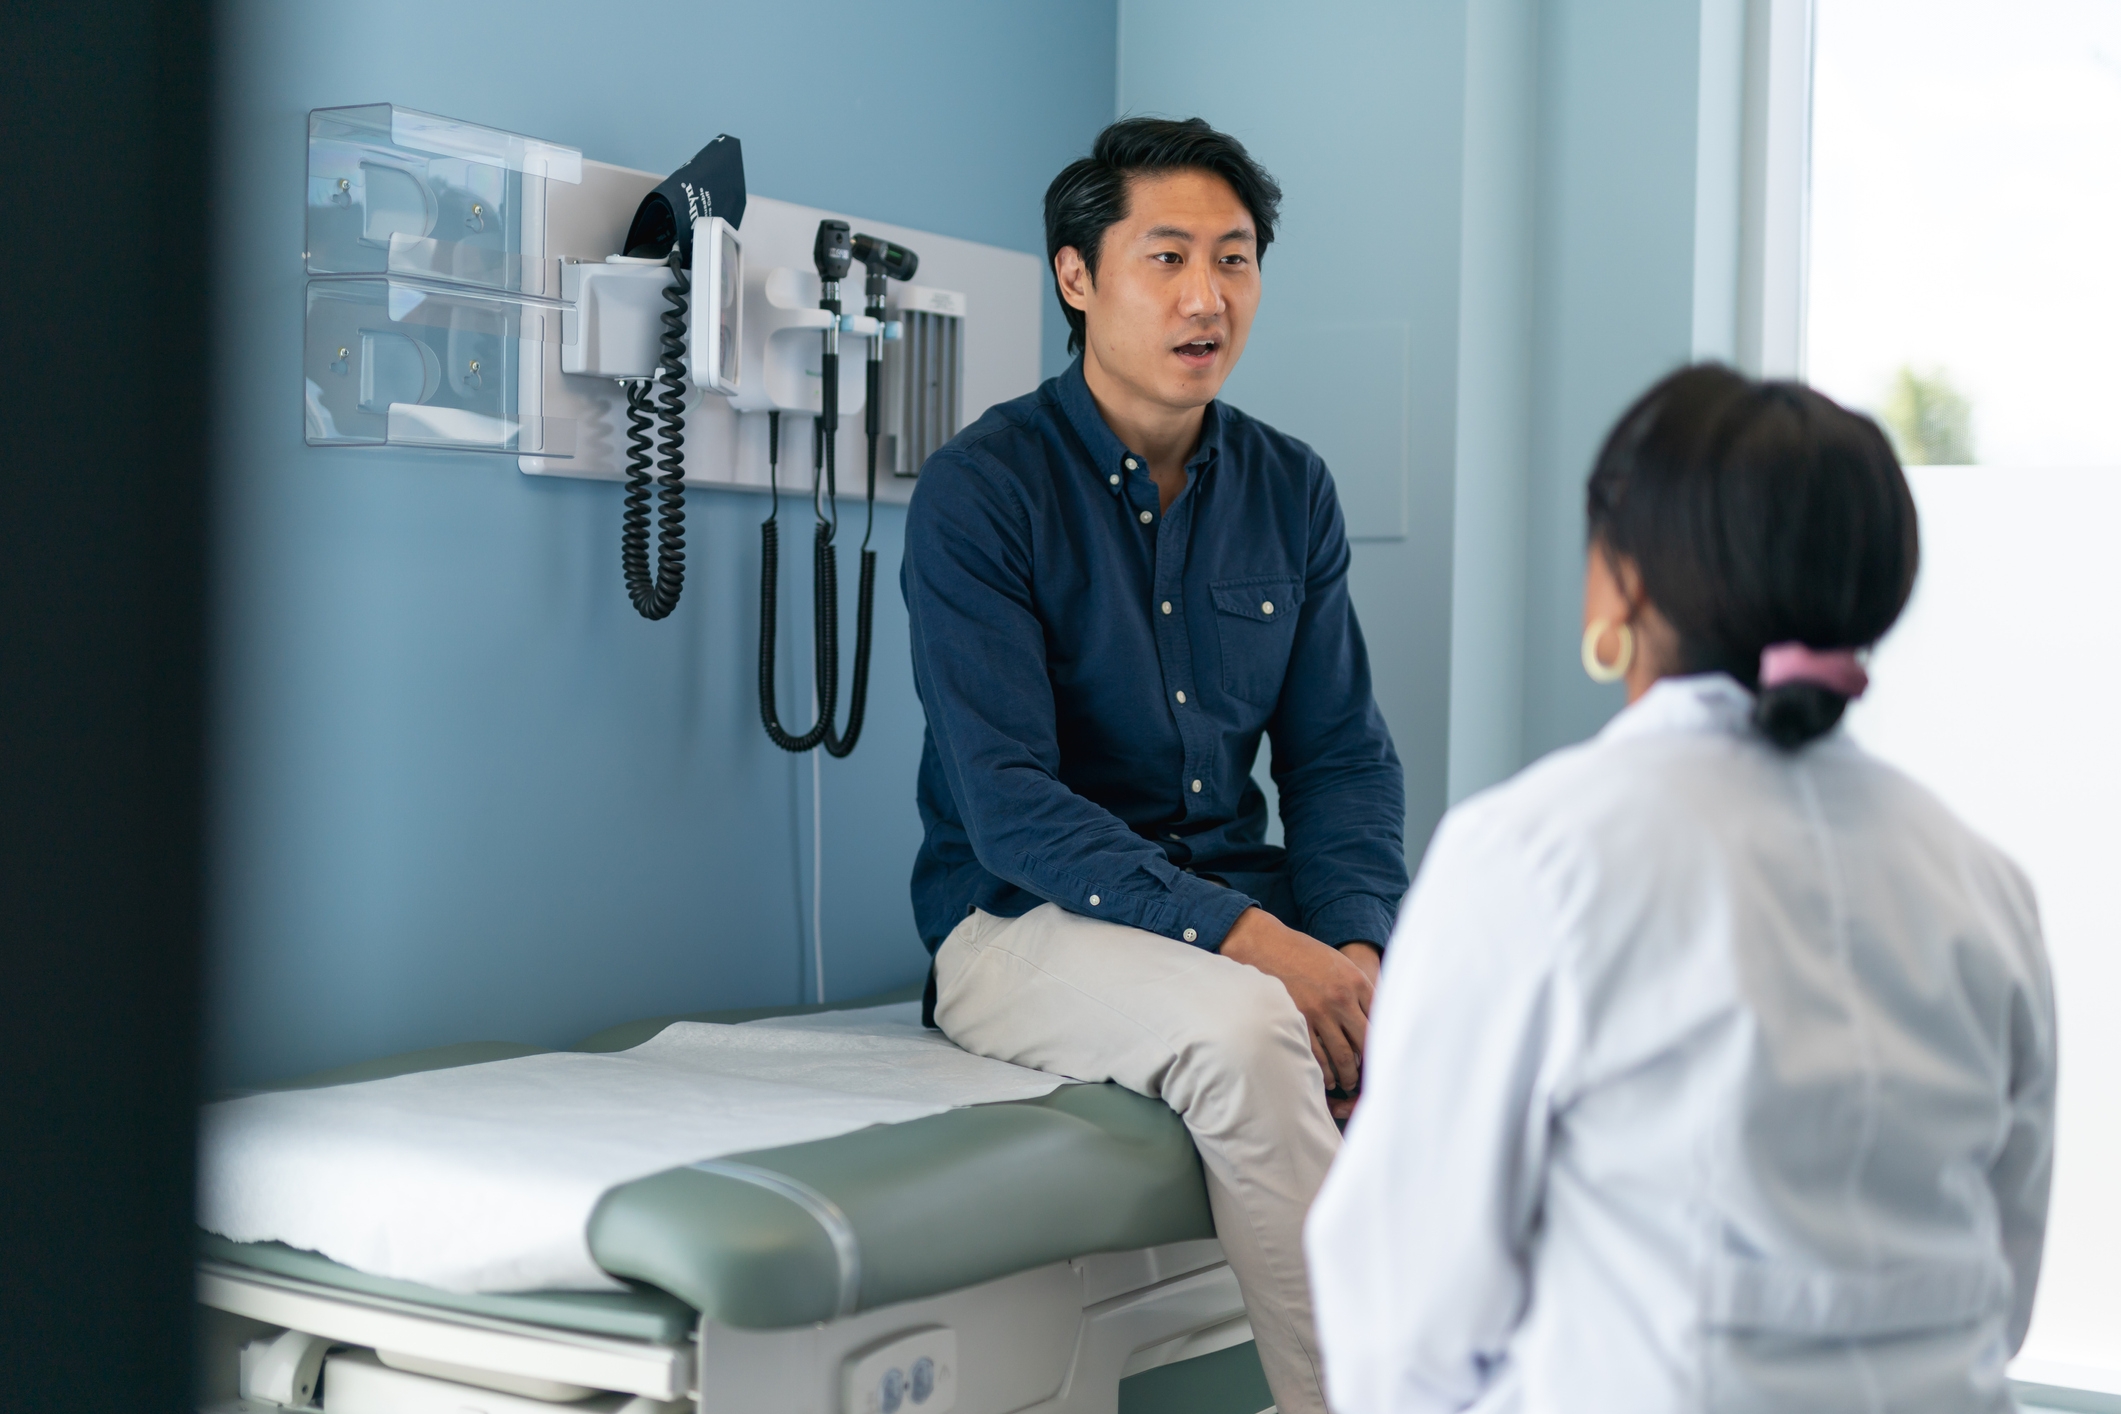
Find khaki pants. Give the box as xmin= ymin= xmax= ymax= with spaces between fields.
xmin=934 ymin=904 xmax=1340 ymax=1414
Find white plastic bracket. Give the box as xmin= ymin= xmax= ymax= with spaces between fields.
xmin=239 ymin=1329 xmax=330 ymax=1408
xmin=729 ymin=267 xmax=869 ymax=417
xmin=560 ymin=259 xmax=677 ymax=382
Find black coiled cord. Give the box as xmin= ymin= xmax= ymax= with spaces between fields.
xmin=823 ymin=547 xmax=877 ymax=759
xmin=757 ymin=349 xmax=879 ymax=757
xmin=760 ymin=411 xmax=835 ymax=752
xmin=620 ymin=252 xmax=689 ymax=620
xmin=821 ymin=360 xmax=883 ymax=759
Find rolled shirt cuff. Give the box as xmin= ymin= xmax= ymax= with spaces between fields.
xmin=1303 ymin=893 xmax=1399 ymax=952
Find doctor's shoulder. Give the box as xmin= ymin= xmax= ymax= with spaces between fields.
xmin=1831 ymin=738 xmax=2047 ymax=953
xmin=1415 ymin=728 xmax=1742 ymax=916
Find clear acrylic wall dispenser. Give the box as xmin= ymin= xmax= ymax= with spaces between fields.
xmin=303 ymin=104 xmax=582 ymax=456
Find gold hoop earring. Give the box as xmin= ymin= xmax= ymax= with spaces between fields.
xmin=1582 ymin=619 xmax=1634 ymax=684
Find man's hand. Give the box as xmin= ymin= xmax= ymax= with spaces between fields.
xmin=1327 ymin=943 xmax=1383 ymax=1118
xmin=1219 ymin=908 xmax=1375 ymax=1101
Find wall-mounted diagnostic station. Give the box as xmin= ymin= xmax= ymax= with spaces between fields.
xmin=300 ymin=104 xmax=1041 ymax=757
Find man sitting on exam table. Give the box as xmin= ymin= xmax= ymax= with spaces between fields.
xmin=1308 ymin=365 xmax=2055 ymax=1414
xmin=900 ymin=117 xmax=1407 ymax=1414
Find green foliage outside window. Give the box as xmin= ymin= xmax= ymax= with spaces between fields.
xmin=1880 ymin=364 xmax=1976 ymax=465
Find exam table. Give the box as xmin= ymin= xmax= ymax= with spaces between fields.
xmin=195 ymin=989 xmax=1275 ymax=1414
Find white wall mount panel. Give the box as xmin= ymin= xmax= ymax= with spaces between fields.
xmin=518 ymin=161 xmax=1043 ymax=506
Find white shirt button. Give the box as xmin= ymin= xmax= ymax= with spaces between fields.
xmin=1191 ymin=779 xmax=1202 ymax=793
xmin=1161 ymin=600 xmax=1172 ymax=615
xmin=1108 ymin=473 xmax=1120 ymax=486
xmin=1139 ymin=510 xmax=1154 ymax=524
xmin=1089 ymin=894 xmax=1100 ymax=907
xmin=1175 ymin=691 xmax=1186 ymax=704
xmin=1125 ymin=457 xmax=1138 ymax=470
xmin=1262 ymin=601 xmax=1275 ymax=615
xmin=1183 ymin=928 xmax=1198 ymax=943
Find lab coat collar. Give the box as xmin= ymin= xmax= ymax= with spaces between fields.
xmin=1597 ymin=673 xmax=1759 ymax=746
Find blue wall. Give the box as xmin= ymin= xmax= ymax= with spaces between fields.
xmin=208 ymin=0 xmax=1116 ymax=1087
xmin=1457 ymin=0 xmax=1731 ymax=787
xmin=1447 ymin=0 xmax=1539 ymax=803
xmin=1516 ymin=0 xmax=1713 ymax=764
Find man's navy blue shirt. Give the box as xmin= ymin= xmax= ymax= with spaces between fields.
xmin=901 ymin=359 xmax=1407 ymax=956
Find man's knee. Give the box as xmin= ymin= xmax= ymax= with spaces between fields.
xmin=1178 ymin=964 xmax=1316 ymax=1085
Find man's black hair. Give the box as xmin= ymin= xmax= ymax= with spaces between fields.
xmin=1043 ymin=117 xmax=1282 ymax=357
xmin=1585 ymin=364 xmax=1920 ymax=749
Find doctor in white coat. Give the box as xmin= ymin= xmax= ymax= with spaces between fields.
xmin=1306 ymin=365 xmax=2054 ymax=1414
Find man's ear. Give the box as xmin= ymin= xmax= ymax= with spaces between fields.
xmin=1054 ymin=246 xmax=1093 ymax=313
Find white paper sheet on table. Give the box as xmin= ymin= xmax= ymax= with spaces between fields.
xmin=197 ymin=1004 xmax=1068 ymax=1294
xmin=629 ymin=1000 xmax=1072 ymax=1106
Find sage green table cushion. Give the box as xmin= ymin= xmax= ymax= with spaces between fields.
xmin=591 ymin=1079 xmax=1214 ymax=1328
xmin=207 ymin=989 xmax=1215 ymax=1334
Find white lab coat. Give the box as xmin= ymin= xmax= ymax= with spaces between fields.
xmin=1306 ymin=674 xmax=2054 ymax=1414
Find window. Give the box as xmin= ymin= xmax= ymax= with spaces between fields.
xmin=1809 ymin=0 xmax=2121 ymax=1393
xmin=1808 ymin=0 xmax=2121 ymax=467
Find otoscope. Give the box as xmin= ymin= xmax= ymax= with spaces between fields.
xmin=757 ymin=221 xmax=921 ymax=758
xmin=757 ymin=221 xmax=848 ymax=753
xmin=852 ymin=231 xmax=919 ymax=517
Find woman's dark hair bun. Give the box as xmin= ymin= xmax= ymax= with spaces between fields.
xmin=1585 ymin=365 xmax=1918 ymax=752
xmin=1753 ymin=682 xmax=1851 ymax=750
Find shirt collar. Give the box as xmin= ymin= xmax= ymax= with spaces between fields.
xmin=1056 ymin=357 xmax=1225 ymax=498
xmin=1597 ymin=672 xmax=1758 ymax=745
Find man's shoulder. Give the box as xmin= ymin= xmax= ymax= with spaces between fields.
xmin=920 ymin=378 xmax=1071 ymax=487
xmin=904 ymin=380 xmax=1076 ymax=543
xmin=1212 ymin=400 xmax=1327 ymax=480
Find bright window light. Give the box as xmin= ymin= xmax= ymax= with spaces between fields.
xmin=1808 ymin=0 xmax=2121 ymax=467
xmin=1811 ymin=0 xmax=2121 ymax=1388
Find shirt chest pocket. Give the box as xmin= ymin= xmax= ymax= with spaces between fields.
xmin=1211 ymin=577 xmax=1305 ymax=706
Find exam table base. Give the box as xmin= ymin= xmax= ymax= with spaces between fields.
xmin=196 ymin=1240 xmax=1259 ymax=1414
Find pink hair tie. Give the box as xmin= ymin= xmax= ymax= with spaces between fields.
xmin=1759 ymin=643 xmax=1869 ymax=699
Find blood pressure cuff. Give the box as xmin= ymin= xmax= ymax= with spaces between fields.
xmin=624 ymin=134 xmax=746 ymax=267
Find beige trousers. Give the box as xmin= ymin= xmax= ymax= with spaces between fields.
xmin=933 ymin=904 xmax=1341 ymax=1414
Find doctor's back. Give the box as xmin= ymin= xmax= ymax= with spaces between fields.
xmin=1306 ymin=365 xmax=2055 ymax=1414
